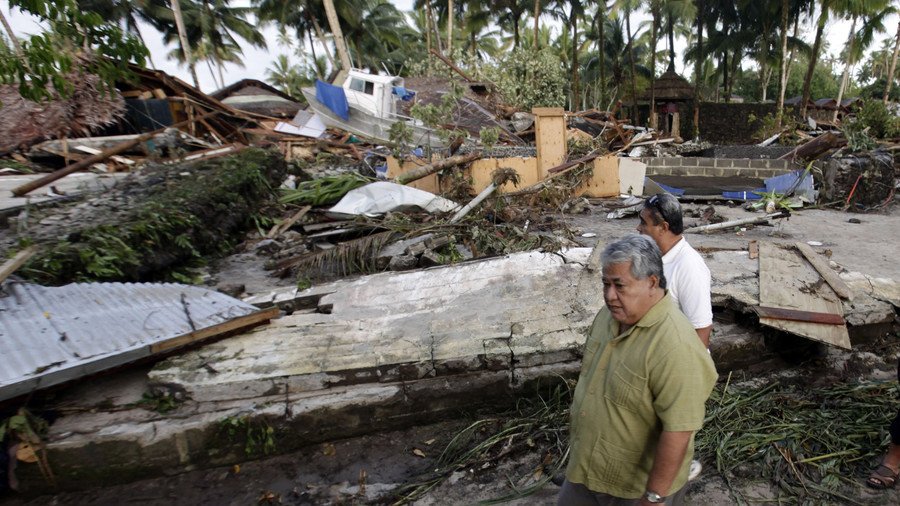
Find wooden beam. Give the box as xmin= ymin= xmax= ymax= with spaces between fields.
xmin=753 ymin=306 xmax=845 ymax=325
xmin=12 ymin=111 xmax=219 ymax=197
xmin=794 ymin=242 xmax=854 ymax=300
xmin=267 ymin=206 xmax=312 ymax=238
xmin=150 ymin=306 xmax=280 ymax=354
xmin=0 ymin=246 xmax=37 ymax=283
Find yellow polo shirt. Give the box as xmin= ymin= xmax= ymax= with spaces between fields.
xmin=565 ymin=293 xmax=718 ymax=498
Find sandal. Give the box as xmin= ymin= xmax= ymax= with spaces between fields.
xmin=867 ymin=463 xmax=899 ymax=489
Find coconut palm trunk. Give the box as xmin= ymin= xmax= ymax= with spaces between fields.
xmin=776 ymin=0 xmax=789 ymax=127
xmin=171 ymin=0 xmax=200 ymax=89
xmin=833 ymin=15 xmax=857 ymax=123
xmin=447 ymin=0 xmax=454 ymax=55
xmin=323 ymin=0 xmax=352 ymax=71
xmin=625 ymin=9 xmax=638 ymax=123
xmin=693 ymin=0 xmax=704 ymax=140
xmin=649 ymin=3 xmax=659 ymax=128
xmin=800 ymin=4 xmax=827 ymax=118
xmin=884 ymin=20 xmax=900 ymax=103
xmin=534 ymin=0 xmax=540 ymax=49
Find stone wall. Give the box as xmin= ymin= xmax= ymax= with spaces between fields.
xmin=640 ymin=157 xmax=795 ymax=178
xmin=699 ymin=102 xmax=778 ymax=144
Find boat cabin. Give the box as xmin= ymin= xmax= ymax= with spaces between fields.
xmin=342 ymin=70 xmax=407 ymax=119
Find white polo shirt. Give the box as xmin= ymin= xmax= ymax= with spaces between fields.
xmin=662 ymin=237 xmax=713 ymax=329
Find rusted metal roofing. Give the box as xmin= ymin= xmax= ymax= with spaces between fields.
xmin=0 ymin=282 xmax=269 ymax=402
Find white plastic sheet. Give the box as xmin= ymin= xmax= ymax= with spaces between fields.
xmin=327 ymin=182 xmax=459 ymax=218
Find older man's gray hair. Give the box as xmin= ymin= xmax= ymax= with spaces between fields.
xmin=644 ymin=193 xmax=684 ymax=235
xmin=601 ymin=234 xmax=667 ymax=289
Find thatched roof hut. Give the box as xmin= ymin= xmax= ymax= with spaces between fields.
xmin=0 ymin=75 xmax=125 ymax=155
xmin=638 ymin=69 xmax=695 ymax=102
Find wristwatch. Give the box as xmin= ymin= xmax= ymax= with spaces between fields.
xmin=643 ymin=491 xmax=666 ymax=503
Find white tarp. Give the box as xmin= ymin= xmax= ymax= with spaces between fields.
xmin=327 ymin=182 xmax=459 ymax=218
xmin=274 ymin=110 xmax=327 ymax=138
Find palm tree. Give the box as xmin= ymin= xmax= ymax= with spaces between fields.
xmin=0 ymin=6 xmax=23 ymax=59
xmin=322 ymin=0 xmax=352 ymax=71
xmin=170 ymin=0 xmax=200 ymax=87
xmin=799 ymin=0 xmax=832 ymax=117
xmin=885 ymin=21 xmax=900 ymax=103
xmin=612 ymin=0 xmax=639 ymax=121
xmin=552 ymin=0 xmax=587 ymax=107
xmin=496 ymin=0 xmax=530 ymax=48
xmin=832 ymin=0 xmax=895 ymax=122
xmin=161 ymin=0 xmax=266 ymax=89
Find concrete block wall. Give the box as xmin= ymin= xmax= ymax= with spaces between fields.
xmin=639 ymin=157 xmax=795 ymax=179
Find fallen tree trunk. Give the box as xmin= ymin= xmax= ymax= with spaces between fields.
xmin=778 ymin=132 xmax=845 ymax=161
xmin=685 ymin=211 xmax=790 ymax=234
xmin=393 ymin=151 xmax=482 ymax=185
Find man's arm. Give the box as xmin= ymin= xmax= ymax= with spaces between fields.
xmin=695 ymin=326 xmax=712 ymax=348
xmin=639 ymin=430 xmax=693 ymax=504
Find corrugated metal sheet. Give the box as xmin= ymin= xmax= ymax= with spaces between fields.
xmin=0 ymin=282 xmax=264 ymax=402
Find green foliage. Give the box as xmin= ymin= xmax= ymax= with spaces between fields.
xmin=218 ymin=416 xmax=277 ymax=457
xmin=483 ymin=47 xmax=566 ymax=110
xmin=22 ymin=148 xmax=284 ymax=285
xmin=279 ymin=173 xmax=372 ymax=206
xmin=388 ymin=120 xmax=414 ymax=157
xmin=842 ymin=123 xmax=877 ymax=152
xmin=479 ymin=127 xmax=500 ymax=150
xmin=136 ymin=391 xmax=181 ymax=414
xmin=1 ymin=0 xmax=148 ymax=102
xmin=854 ymin=99 xmax=900 ymax=139
xmin=0 ymin=408 xmax=47 ymax=444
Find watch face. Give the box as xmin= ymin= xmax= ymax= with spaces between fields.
xmin=645 ymin=492 xmax=664 ymax=503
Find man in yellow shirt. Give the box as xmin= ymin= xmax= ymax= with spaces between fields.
xmin=559 ymin=235 xmax=718 ymax=505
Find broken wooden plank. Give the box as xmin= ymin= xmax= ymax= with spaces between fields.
xmin=758 ymin=241 xmax=850 ymax=349
xmin=150 ymin=306 xmax=280 ymax=353
xmin=753 ymin=306 xmax=845 ymax=325
xmin=794 ymin=242 xmax=854 ymax=300
xmin=73 ymin=146 xmax=135 ymax=166
xmin=13 ymin=112 xmax=219 ymax=197
xmin=267 ymin=206 xmax=312 ymax=239
xmin=778 ymin=131 xmax=845 ymax=161
xmin=0 ymin=246 xmax=37 ymax=283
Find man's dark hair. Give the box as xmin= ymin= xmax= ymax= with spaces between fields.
xmin=643 ymin=193 xmax=684 ymax=235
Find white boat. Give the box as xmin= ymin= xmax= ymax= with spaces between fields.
xmin=301 ymin=69 xmax=447 ymax=148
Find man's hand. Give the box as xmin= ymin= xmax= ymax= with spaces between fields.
xmin=695 ymin=326 xmax=712 ymax=348
xmin=645 ymin=430 xmax=694 ymax=498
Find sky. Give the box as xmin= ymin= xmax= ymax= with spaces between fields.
xmin=1 ymin=1 xmax=895 ymax=95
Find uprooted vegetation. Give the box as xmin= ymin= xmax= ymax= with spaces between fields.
xmin=14 ymin=148 xmax=286 ymax=285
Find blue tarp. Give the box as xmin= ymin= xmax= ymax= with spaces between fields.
xmin=315 ymin=80 xmax=350 ymax=121
xmin=765 ymin=169 xmax=815 ymax=200
xmin=392 ymin=86 xmax=416 ymax=101
xmin=722 ymin=189 xmax=765 ymax=200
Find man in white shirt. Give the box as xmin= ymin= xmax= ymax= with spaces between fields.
xmin=637 ymin=193 xmax=713 ymax=347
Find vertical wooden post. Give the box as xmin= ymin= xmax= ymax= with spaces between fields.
xmin=533 ymin=107 xmax=567 ymax=180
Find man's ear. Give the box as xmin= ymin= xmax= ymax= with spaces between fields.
xmin=648 ymin=274 xmax=660 ymax=290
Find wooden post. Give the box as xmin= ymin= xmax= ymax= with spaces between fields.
xmin=533 ymin=107 xmax=567 ymax=180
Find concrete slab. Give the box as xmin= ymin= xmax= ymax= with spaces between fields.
xmin=0 ymin=172 xmax=128 ymax=212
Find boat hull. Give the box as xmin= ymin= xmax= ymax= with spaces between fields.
xmin=301 ymin=87 xmax=446 ymax=148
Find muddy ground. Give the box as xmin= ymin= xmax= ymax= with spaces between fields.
xmin=2 ymin=191 xmax=900 ymax=505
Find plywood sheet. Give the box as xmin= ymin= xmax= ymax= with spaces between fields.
xmin=618 ymin=158 xmax=646 ymax=196
xmin=576 ymin=156 xmax=619 ymax=198
xmin=386 ymin=155 xmax=440 ymax=194
xmin=758 ymin=241 xmax=850 ymax=349
xmin=470 ymin=157 xmax=538 ymax=194
xmin=534 ymin=108 xmax=566 ymax=179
